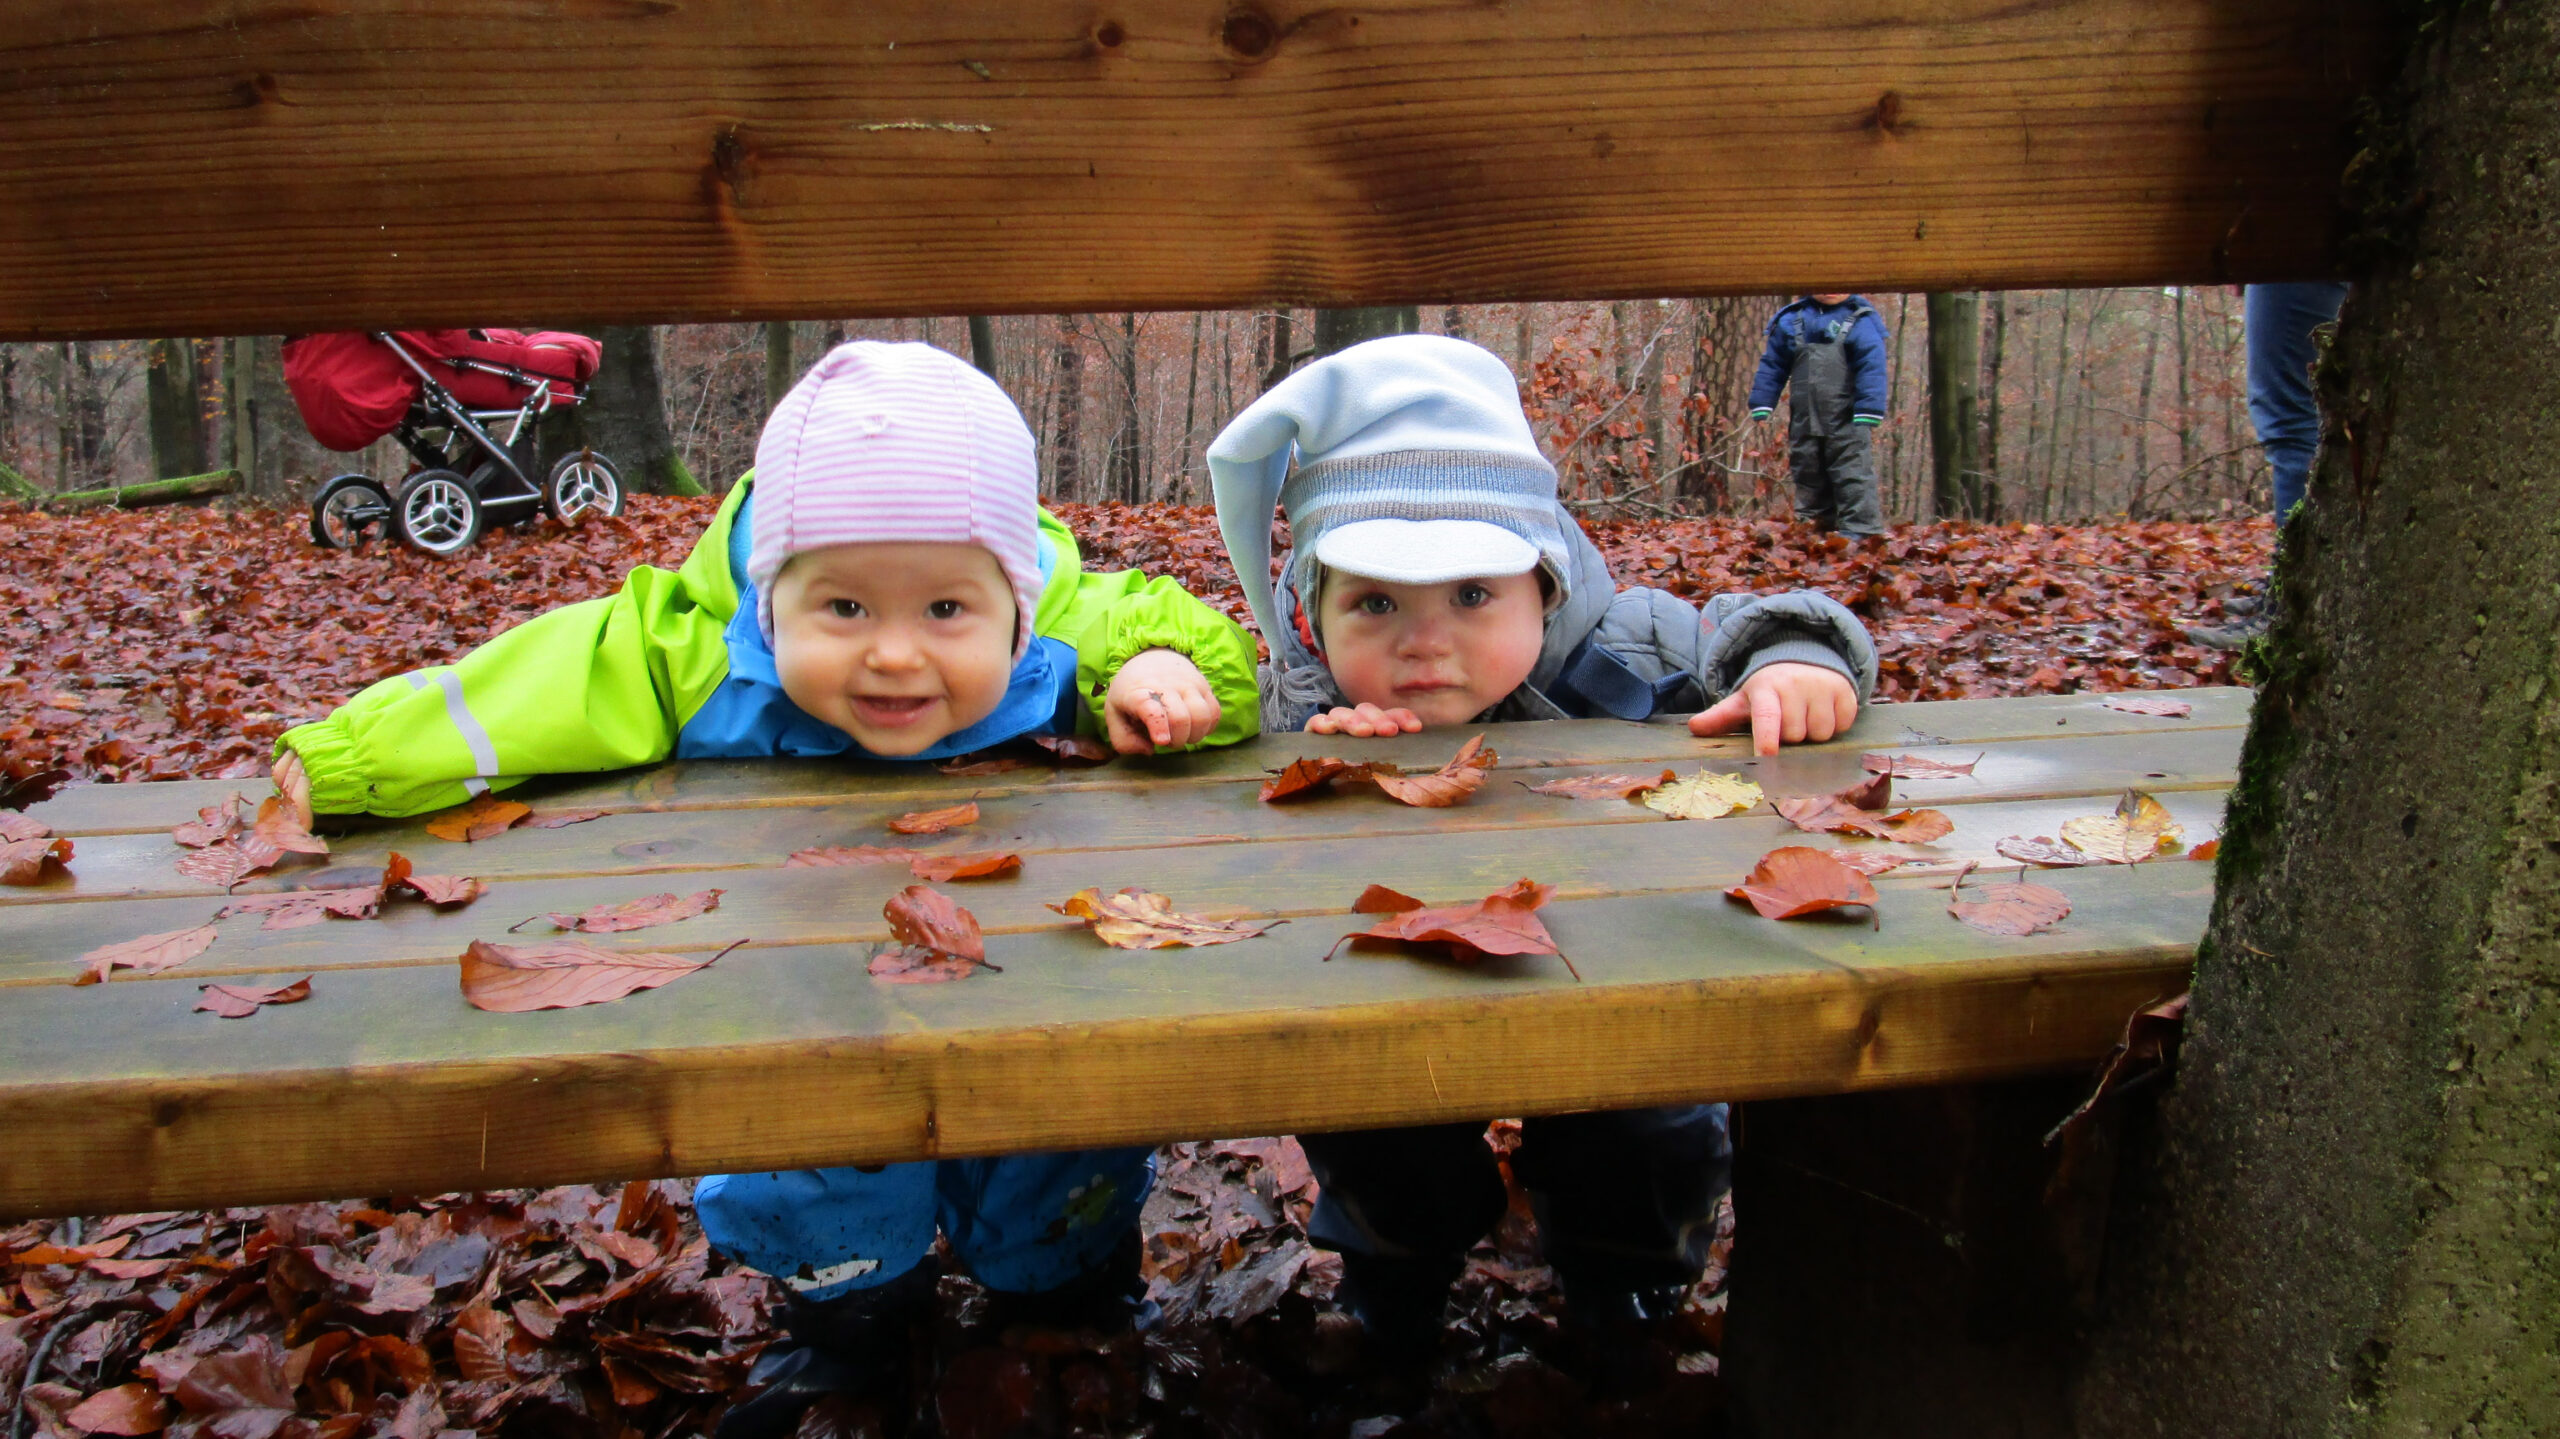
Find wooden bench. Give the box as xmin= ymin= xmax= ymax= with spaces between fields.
xmin=0 ymin=692 xmax=2239 ymax=1220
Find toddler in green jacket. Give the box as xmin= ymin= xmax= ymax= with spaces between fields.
xmin=273 ymin=341 xmax=1259 ymax=818
xmin=270 ymin=341 xmax=1261 ymax=1439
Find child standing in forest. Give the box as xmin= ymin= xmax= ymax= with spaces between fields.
xmin=1206 ymin=335 xmax=1876 ymax=1373
xmin=273 ymin=341 xmax=1262 ymax=1438
xmin=1748 ymin=292 xmax=1893 ymax=537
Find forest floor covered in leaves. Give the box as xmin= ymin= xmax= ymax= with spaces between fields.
xmin=0 ymin=499 xmax=2269 ymax=1438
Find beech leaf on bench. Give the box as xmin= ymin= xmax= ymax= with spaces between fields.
xmin=0 ymin=812 xmax=53 ymax=843
xmin=870 ymin=885 xmax=995 ymax=983
xmin=75 ymin=922 xmax=219 ymax=985
xmin=524 ymin=808 xmax=610 ymax=829
xmin=1030 ymin=733 xmax=1115 ymax=765
xmin=171 ymin=797 xmax=248 ymax=848
xmin=251 ymin=795 xmax=329 ymax=857
xmin=1050 ymin=887 xmax=1281 ymax=949
xmin=1523 ymin=769 xmax=1675 ymax=801
xmin=911 ymin=851 xmax=1023 ymax=882
xmin=1258 ymin=755 xmax=1389 ymax=802
xmin=2099 ymin=694 xmax=2193 ymax=718
xmin=530 ymin=888 xmax=725 ymax=934
xmin=1371 ymin=734 xmax=1496 ymax=807
xmin=460 ymin=937 xmax=738 ymax=1012
xmin=1824 ymin=849 xmax=1917 ymax=876
xmin=195 ymin=975 xmax=314 ymax=1018
xmin=1643 ymin=770 xmax=1764 ymax=820
xmin=1860 ymin=751 xmax=1984 ymax=780
xmin=1327 ymin=878 xmax=1577 ymax=979
xmin=426 ymin=794 xmax=533 ymax=843
xmin=888 ymin=801 xmax=979 ymax=835
xmin=0 ymin=832 xmax=73 ymax=885
xmin=1725 ymin=847 xmax=1879 ymax=921
xmin=2057 ymin=788 xmax=2185 ymax=864
xmin=1774 ymin=774 xmax=1953 ymax=844
xmin=1946 ymin=862 xmax=2073 ymax=936
xmin=174 ymin=833 xmax=283 ymax=890
xmin=786 ymin=844 xmax=917 ymax=868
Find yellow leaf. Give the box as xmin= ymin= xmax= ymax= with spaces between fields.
xmin=2058 ymin=789 xmax=2185 ymax=864
xmin=1644 ymin=770 xmax=1764 ymax=821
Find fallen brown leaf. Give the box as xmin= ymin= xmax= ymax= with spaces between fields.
xmin=888 ymin=801 xmax=980 ymax=835
xmin=0 ymin=832 xmax=72 ymax=885
xmin=459 ymin=937 xmax=739 ymax=1012
xmin=2100 ymin=694 xmax=2194 ymax=717
xmin=252 ymin=794 xmax=330 ymax=856
xmin=937 ymin=754 xmax=1037 ymax=776
xmin=785 ymin=844 xmax=917 ymax=867
xmin=1328 ymin=878 xmax=1577 ymax=979
xmin=1049 ymin=887 xmax=1282 ymax=949
xmin=1030 ymin=733 xmax=1115 ymax=765
xmin=6 ymin=1234 xmax=133 ymax=1265
xmin=1824 ymin=849 xmax=1918 ymax=876
xmin=866 ymin=946 xmax=987 ymax=983
xmin=75 ymin=922 xmax=219 ymax=985
xmin=1860 ymin=752 xmax=1983 ymax=779
xmin=195 ymin=976 xmax=315 ymax=1018
xmin=1371 ymin=733 xmax=1497 ymax=807
xmin=0 ymin=811 xmax=54 ymax=843
xmin=2046 ymin=992 xmax=2190 ymax=1195
xmin=1994 ymin=834 xmax=2101 ymax=868
xmin=0 ymin=769 xmax=69 ymax=812
xmin=1725 ymin=847 xmax=1880 ymax=921
xmin=426 ymin=794 xmax=533 ymax=843
xmin=174 ymin=834 xmax=283 ymax=889
xmin=1523 ymin=769 xmax=1675 ymax=801
xmin=1946 ymin=863 xmax=2073 ymax=936
xmin=883 ymin=885 xmax=987 ymax=967
xmin=170 ymin=797 xmax=247 ymax=848
xmin=2188 ymin=838 xmax=2220 ymax=861
xmin=910 ymin=851 xmax=1024 ymax=882
xmin=1774 ymin=775 xmax=1951 ymax=843
xmin=1258 ymin=755 xmax=1388 ymax=802
xmin=217 ymin=887 xmax=385 ymax=930
xmin=63 ymin=1382 xmax=167 ymax=1436
xmin=524 ymin=808 xmax=610 ymax=829
xmin=527 ymin=888 xmax=725 ymax=934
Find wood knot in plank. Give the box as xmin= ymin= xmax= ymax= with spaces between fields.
xmin=1093 ymin=19 xmax=1127 ymax=50
xmin=233 ymin=72 xmax=283 ymax=109
xmin=1865 ymin=90 xmax=1909 ymax=139
xmin=1221 ymin=7 xmax=1279 ymax=62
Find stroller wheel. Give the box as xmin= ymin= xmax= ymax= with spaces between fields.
xmin=394 ymin=469 xmax=484 ymax=556
xmin=545 ymin=450 xmax=625 ymax=526
xmin=309 ymin=474 xmax=393 ymax=550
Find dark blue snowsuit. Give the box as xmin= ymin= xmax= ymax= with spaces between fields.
xmin=1748 ymin=296 xmax=1892 ymax=536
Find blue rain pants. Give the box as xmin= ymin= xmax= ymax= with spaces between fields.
xmin=2244 ymin=281 xmax=2349 ymax=527
xmin=695 ymin=1147 xmax=1154 ymax=1301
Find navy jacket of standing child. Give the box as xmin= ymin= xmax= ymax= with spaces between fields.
xmin=1748 ymin=293 xmax=1892 ymax=537
xmin=1207 ymin=334 xmax=1880 ymax=1358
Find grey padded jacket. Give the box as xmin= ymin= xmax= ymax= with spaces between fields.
xmin=1260 ymin=516 xmax=1878 ymax=733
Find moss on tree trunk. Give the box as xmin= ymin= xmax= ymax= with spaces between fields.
xmin=2077 ymin=2 xmax=2560 ymax=1431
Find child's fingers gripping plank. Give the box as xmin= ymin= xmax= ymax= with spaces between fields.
xmin=1306 ymin=703 xmax=1426 ymax=738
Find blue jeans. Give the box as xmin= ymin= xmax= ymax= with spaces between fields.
xmin=2244 ymin=282 xmax=2348 ymax=526
xmin=695 ymin=1148 xmax=1154 ymax=1301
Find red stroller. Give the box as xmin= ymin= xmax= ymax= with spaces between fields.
xmin=284 ymin=329 xmax=623 ymax=556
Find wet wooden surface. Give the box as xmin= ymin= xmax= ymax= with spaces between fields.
xmin=0 ymin=690 xmax=2241 ymax=1218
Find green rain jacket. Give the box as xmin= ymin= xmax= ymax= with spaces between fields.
xmin=280 ymin=482 xmax=1261 ymax=817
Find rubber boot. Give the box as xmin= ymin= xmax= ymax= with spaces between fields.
xmin=717 ymin=1262 xmax=937 ymax=1439
xmin=980 ymin=1228 xmax=1156 ymax=1336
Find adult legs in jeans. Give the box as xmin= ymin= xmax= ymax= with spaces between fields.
xmin=2246 ymin=281 xmax=2349 ymax=527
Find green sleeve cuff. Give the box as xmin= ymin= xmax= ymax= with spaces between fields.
xmin=277 ymin=719 xmax=370 ymax=817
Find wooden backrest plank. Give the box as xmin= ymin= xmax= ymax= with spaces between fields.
xmin=0 ymin=1 xmax=2378 ymax=339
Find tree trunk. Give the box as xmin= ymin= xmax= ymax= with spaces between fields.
xmin=1178 ymin=311 xmax=1204 ymax=500
xmin=243 ymin=335 xmax=329 ymax=503
xmin=52 ymin=341 xmax=72 ymax=489
xmin=1258 ymin=309 xmax=1295 ymax=393
xmin=2042 ymin=292 xmax=2073 ymax=520
xmin=764 ymin=321 xmax=793 ymax=411
xmin=2078 ymin=2 xmax=2560 ymax=1430
xmin=581 ymin=326 xmax=705 ymax=495
xmin=1514 ymin=303 xmax=1535 ymax=375
xmin=1313 ymin=307 xmax=1418 ymax=359
xmin=1979 ymin=293 xmax=2008 ymax=520
xmin=968 ymin=316 xmax=999 ymax=379
xmin=1441 ymin=305 xmax=1467 ymax=343
xmin=147 ymin=339 xmax=208 ymax=480
xmin=1050 ymin=315 xmax=1084 ymax=499
xmin=1106 ymin=311 xmax=1141 ymax=503
xmin=1885 ymin=294 xmax=1913 ymax=519
xmin=1638 ymin=300 xmax=1669 ymax=489
xmin=1925 ymin=293 xmax=1980 ymax=522
xmin=2174 ymin=286 xmax=2197 ymax=478
xmin=2129 ymin=316 xmax=2160 ymax=516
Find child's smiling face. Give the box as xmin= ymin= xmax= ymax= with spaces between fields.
xmin=1315 ymin=568 xmax=1546 ymax=726
xmin=768 ymin=542 xmax=1017 ymax=755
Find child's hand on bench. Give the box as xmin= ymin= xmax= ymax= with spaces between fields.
xmin=1104 ymin=647 xmax=1224 ymax=754
xmin=1689 ymin=661 xmax=1860 ymax=756
xmin=271 ymin=749 xmax=314 ymax=828
xmin=1305 ymin=702 xmax=1427 ymax=737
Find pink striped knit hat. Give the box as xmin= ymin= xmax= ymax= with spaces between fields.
xmin=747 ymin=341 xmax=1044 ymax=654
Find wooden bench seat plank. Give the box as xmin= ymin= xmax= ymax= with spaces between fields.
xmin=0 ymin=861 xmax=2204 ymax=1218
xmin=0 ymin=786 xmax=2230 ymax=987
xmin=6 ymin=725 xmax=2239 ymax=906
xmin=23 ymin=690 xmax=2252 ymax=836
